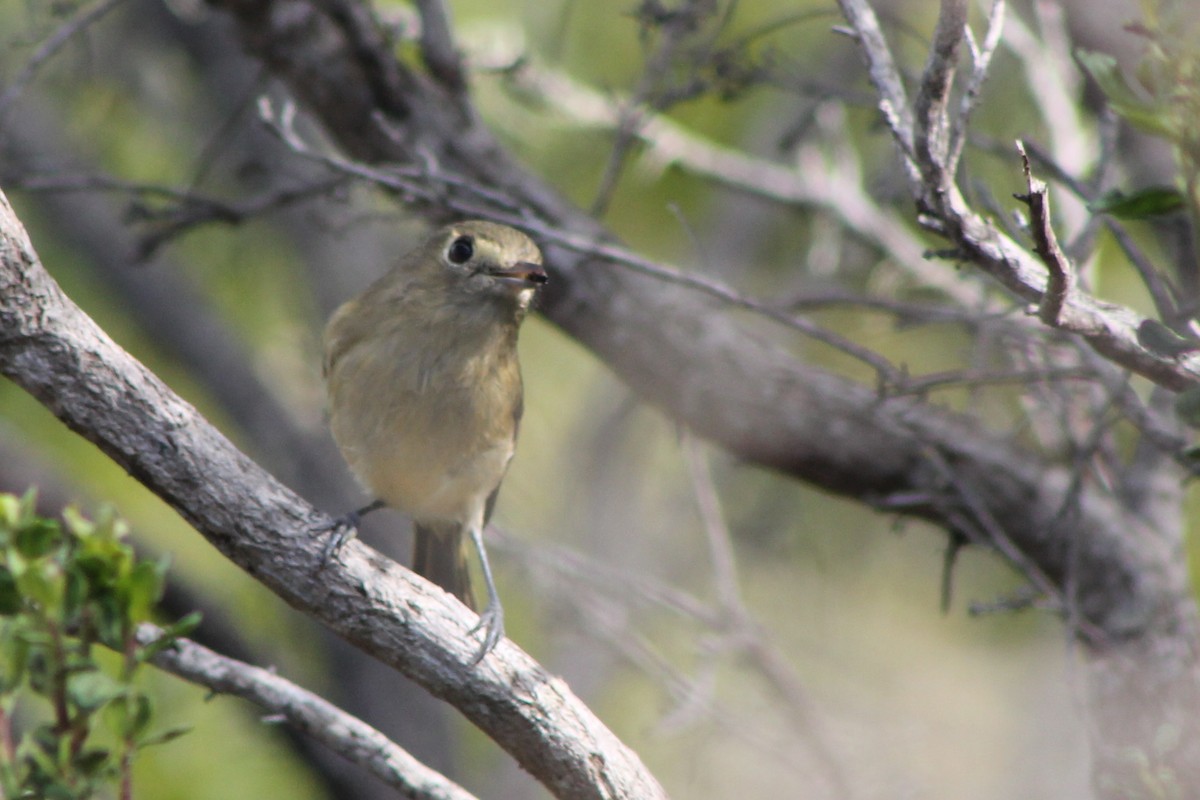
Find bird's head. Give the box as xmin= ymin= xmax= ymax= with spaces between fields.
xmin=424 ymin=220 xmax=547 ymax=312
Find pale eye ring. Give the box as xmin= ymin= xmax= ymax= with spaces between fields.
xmin=447 ymin=236 xmax=474 ymax=264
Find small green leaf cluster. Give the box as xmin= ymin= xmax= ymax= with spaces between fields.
xmin=1079 ymin=2 xmax=1200 ymax=223
xmin=0 ymin=491 xmax=199 ymax=800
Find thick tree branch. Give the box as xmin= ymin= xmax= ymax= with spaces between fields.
xmin=0 ymin=188 xmax=668 ymax=800
xmin=194 ymin=0 xmax=1191 ymax=643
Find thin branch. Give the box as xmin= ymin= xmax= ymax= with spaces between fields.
xmin=1000 ymin=0 xmax=1092 ymax=239
xmin=1016 ymin=141 xmax=1074 ymax=326
xmin=258 ymin=97 xmax=907 ymax=385
xmin=414 ymin=0 xmax=467 ymax=92
xmin=886 ymin=365 xmax=1095 ymax=397
xmin=921 ymin=444 xmax=1106 ymax=645
xmin=0 ymin=0 xmax=127 ymax=123
xmin=140 ymin=625 xmax=480 ymax=800
xmin=832 ymin=0 xmax=918 ymax=178
xmin=679 ymin=433 xmax=850 ymax=799
xmin=682 ymin=434 xmax=741 ymax=613
xmin=946 ymin=0 xmax=1004 ymax=175
xmin=913 ymin=0 xmax=967 ymax=186
xmin=500 ymin=59 xmax=982 ymax=306
xmin=837 ymin=1 xmax=1200 ymax=391
xmin=1019 ymin=138 xmax=1179 ymax=321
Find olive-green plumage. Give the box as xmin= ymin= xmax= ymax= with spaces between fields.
xmin=323 ymin=220 xmax=545 ymax=659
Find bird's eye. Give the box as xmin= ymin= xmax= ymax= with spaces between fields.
xmin=447 ymin=236 xmax=474 ymax=265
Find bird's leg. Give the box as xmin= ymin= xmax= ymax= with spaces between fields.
xmin=320 ymin=499 xmax=386 ymax=563
xmin=467 ymin=523 xmax=505 ymax=664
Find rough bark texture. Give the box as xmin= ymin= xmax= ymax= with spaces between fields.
xmin=2 ymin=0 xmax=1199 ymax=794
xmin=0 ymin=189 xmax=667 ymax=800
xmin=202 ymin=0 xmax=1182 ymax=642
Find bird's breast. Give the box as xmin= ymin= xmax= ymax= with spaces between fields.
xmin=327 ymin=325 xmax=522 ymax=524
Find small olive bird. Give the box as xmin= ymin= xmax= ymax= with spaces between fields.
xmin=322 ymin=220 xmax=547 ymax=661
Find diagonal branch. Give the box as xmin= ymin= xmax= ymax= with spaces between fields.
xmin=913 ymin=0 xmax=966 ymax=184
xmin=195 ymin=0 xmax=1187 ymax=644
xmin=0 ymin=187 xmax=668 ymax=800
xmin=1017 ymin=141 xmax=1074 ymax=326
xmin=835 ymin=0 xmax=1200 ymax=391
xmin=140 ymin=624 xmax=479 ymax=800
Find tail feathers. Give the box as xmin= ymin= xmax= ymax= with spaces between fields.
xmin=412 ymin=521 xmax=474 ymax=610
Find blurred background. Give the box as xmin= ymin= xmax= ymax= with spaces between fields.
xmin=0 ymin=0 xmax=1185 ymax=797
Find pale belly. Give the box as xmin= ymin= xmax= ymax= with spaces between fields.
xmin=329 ymin=377 xmax=515 ymax=526
xmin=357 ymin=433 xmax=512 ymax=525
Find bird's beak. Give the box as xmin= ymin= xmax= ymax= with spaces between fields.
xmin=486 ymin=262 xmax=549 ymax=287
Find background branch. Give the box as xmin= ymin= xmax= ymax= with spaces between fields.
xmin=140 ymin=624 xmax=479 ymax=800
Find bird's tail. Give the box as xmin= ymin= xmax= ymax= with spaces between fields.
xmin=412 ymin=521 xmax=474 ymax=610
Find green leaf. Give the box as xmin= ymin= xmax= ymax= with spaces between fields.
xmin=136 ymin=724 xmax=191 ymax=749
xmin=1076 ymin=49 xmax=1176 ymax=137
xmin=125 ymin=560 xmax=167 ymax=622
xmin=60 ymin=507 xmax=93 ymax=540
xmin=16 ymin=562 xmax=64 ymax=613
xmin=161 ymin=611 xmax=202 ymax=640
xmin=138 ymin=612 xmax=202 ymax=662
xmin=0 ymin=624 xmax=31 ymax=691
xmin=1090 ymin=186 xmax=1186 ymax=219
xmin=1137 ymin=320 xmax=1200 ymax=357
xmin=0 ymin=567 xmax=22 ymax=615
xmin=103 ymin=693 xmax=152 ymax=740
xmin=0 ymin=495 xmax=20 ymax=532
xmin=72 ymin=747 xmax=113 ymax=779
xmin=87 ymin=506 xmax=128 ymax=544
xmin=67 ymin=670 xmax=125 ymax=713
xmin=93 ymin=593 xmax=127 ymax=649
xmin=14 ymin=521 xmax=61 ymax=561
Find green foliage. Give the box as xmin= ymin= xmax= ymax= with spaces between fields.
xmin=1089 ymin=187 xmax=1186 ymax=220
xmin=1079 ymin=1 xmax=1200 ymax=224
xmin=0 ymin=491 xmax=198 ymax=800
xmin=1136 ymin=319 xmax=1200 ymax=358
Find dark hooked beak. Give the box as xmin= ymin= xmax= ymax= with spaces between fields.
xmin=486 ymin=261 xmax=549 ymax=287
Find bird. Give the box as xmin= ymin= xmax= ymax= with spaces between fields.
xmin=321 ymin=220 xmax=546 ymax=662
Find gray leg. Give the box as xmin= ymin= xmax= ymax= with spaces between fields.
xmin=467 ymin=523 xmax=505 ymax=663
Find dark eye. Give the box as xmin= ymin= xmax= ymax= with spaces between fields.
xmin=447 ymin=236 xmax=474 ymax=264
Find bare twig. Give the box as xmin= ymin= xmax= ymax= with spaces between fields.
xmin=833 ymin=0 xmax=918 ymax=179
xmin=1000 ymin=0 xmax=1092 ymax=239
xmin=946 ymin=0 xmax=1005 ymax=175
xmin=0 ymin=0 xmax=127 ymax=123
xmin=500 ymin=60 xmax=973 ymax=303
xmin=414 ymin=0 xmax=466 ymax=92
xmin=921 ymin=445 xmax=1106 ymax=645
xmin=913 ymin=0 xmax=967 ymax=190
xmin=679 ymin=434 xmax=849 ymax=797
xmin=140 ymin=625 xmax=480 ymax=800
xmin=681 ymin=434 xmax=741 ymax=613
xmin=10 ymin=170 xmax=349 ymax=260
xmin=1016 ymin=141 xmax=1074 ymax=326
xmin=1019 ymin=138 xmax=1179 ymax=320
xmin=257 ymin=97 xmax=907 ymax=385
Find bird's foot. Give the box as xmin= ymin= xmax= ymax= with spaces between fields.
xmin=468 ymin=598 xmax=505 ymax=665
xmin=318 ymin=513 xmax=359 ymax=565
xmin=317 ymin=500 xmax=385 ymax=566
